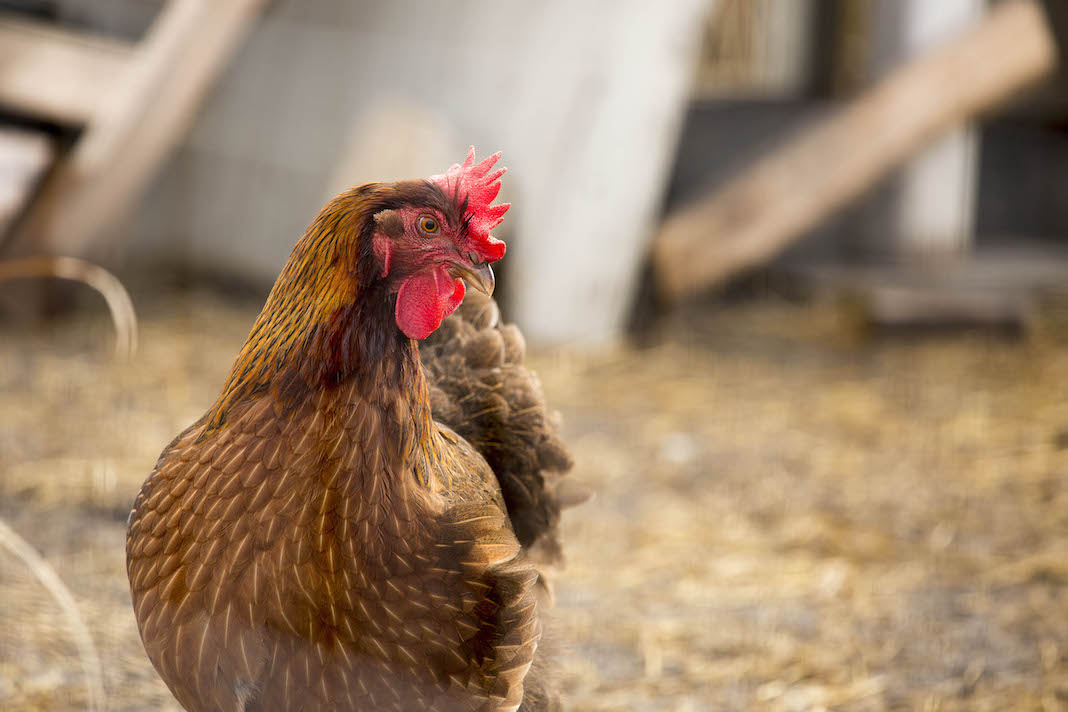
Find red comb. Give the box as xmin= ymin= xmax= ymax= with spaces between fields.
xmin=431 ymin=147 xmax=509 ymax=262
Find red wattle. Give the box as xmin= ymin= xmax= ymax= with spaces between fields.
xmin=395 ymin=267 xmax=466 ymax=339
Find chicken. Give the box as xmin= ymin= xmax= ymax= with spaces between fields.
xmin=126 ymin=149 xmax=583 ymax=712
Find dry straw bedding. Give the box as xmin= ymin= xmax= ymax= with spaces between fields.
xmin=1 ymin=291 xmax=1066 ymax=711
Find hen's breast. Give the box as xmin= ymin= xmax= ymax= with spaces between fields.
xmin=127 ymin=380 xmax=540 ymax=712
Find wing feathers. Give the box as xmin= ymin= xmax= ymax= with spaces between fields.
xmin=419 ymin=292 xmax=581 ymax=565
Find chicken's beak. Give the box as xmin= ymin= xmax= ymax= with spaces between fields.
xmin=448 ymin=260 xmax=495 ymax=296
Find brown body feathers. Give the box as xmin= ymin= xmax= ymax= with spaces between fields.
xmin=126 ymin=181 xmax=579 ymax=711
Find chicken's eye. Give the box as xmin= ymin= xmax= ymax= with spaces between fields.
xmin=419 ymin=216 xmax=439 ymax=234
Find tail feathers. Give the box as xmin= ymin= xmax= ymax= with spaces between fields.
xmin=420 ymin=292 xmax=585 ymax=566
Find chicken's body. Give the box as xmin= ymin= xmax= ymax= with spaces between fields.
xmin=127 ymin=155 xmax=576 ymax=711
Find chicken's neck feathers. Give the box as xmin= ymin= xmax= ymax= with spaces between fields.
xmin=203 ymin=188 xmax=442 ymax=486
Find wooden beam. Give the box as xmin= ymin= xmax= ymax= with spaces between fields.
xmin=652 ymin=0 xmax=1058 ymax=302
xmin=0 ymin=15 xmax=132 ymax=125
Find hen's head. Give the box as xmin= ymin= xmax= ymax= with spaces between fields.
xmin=371 ymin=148 xmax=509 ymax=339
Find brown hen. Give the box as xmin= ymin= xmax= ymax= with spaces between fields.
xmin=126 ymin=150 xmax=581 ymax=712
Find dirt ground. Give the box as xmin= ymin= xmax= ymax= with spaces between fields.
xmin=1 ymin=287 xmax=1067 ymax=711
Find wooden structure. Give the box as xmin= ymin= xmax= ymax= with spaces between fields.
xmin=0 ymin=0 xmax=265 ymax=255
xmin=791 ymin=246 xmax=1068 ymax=332
xmin=653 ymin=0 xmax=1059 ymax=302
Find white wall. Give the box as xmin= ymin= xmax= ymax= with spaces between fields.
xmin=123 ymin=0 xmax=712 ymax=344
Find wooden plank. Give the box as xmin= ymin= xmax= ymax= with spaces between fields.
xmin=652 ymin=0 xmax=1057 ymax=302
xmin=0 ymin=15 xmax=133 ymax=125
xmin=12 ymin=0 xmax=266 ymax=257
xmin=794 ymin=246 xmax=1068 ymax=294
xmin=0 ymin=127 xmax=53 ymax=237
xmin=789 ymin=245 xmax=1068 ymax=330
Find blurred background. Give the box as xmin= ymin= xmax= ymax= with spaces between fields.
xmin=3 ymin=0 xmax=1068 ymax=709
